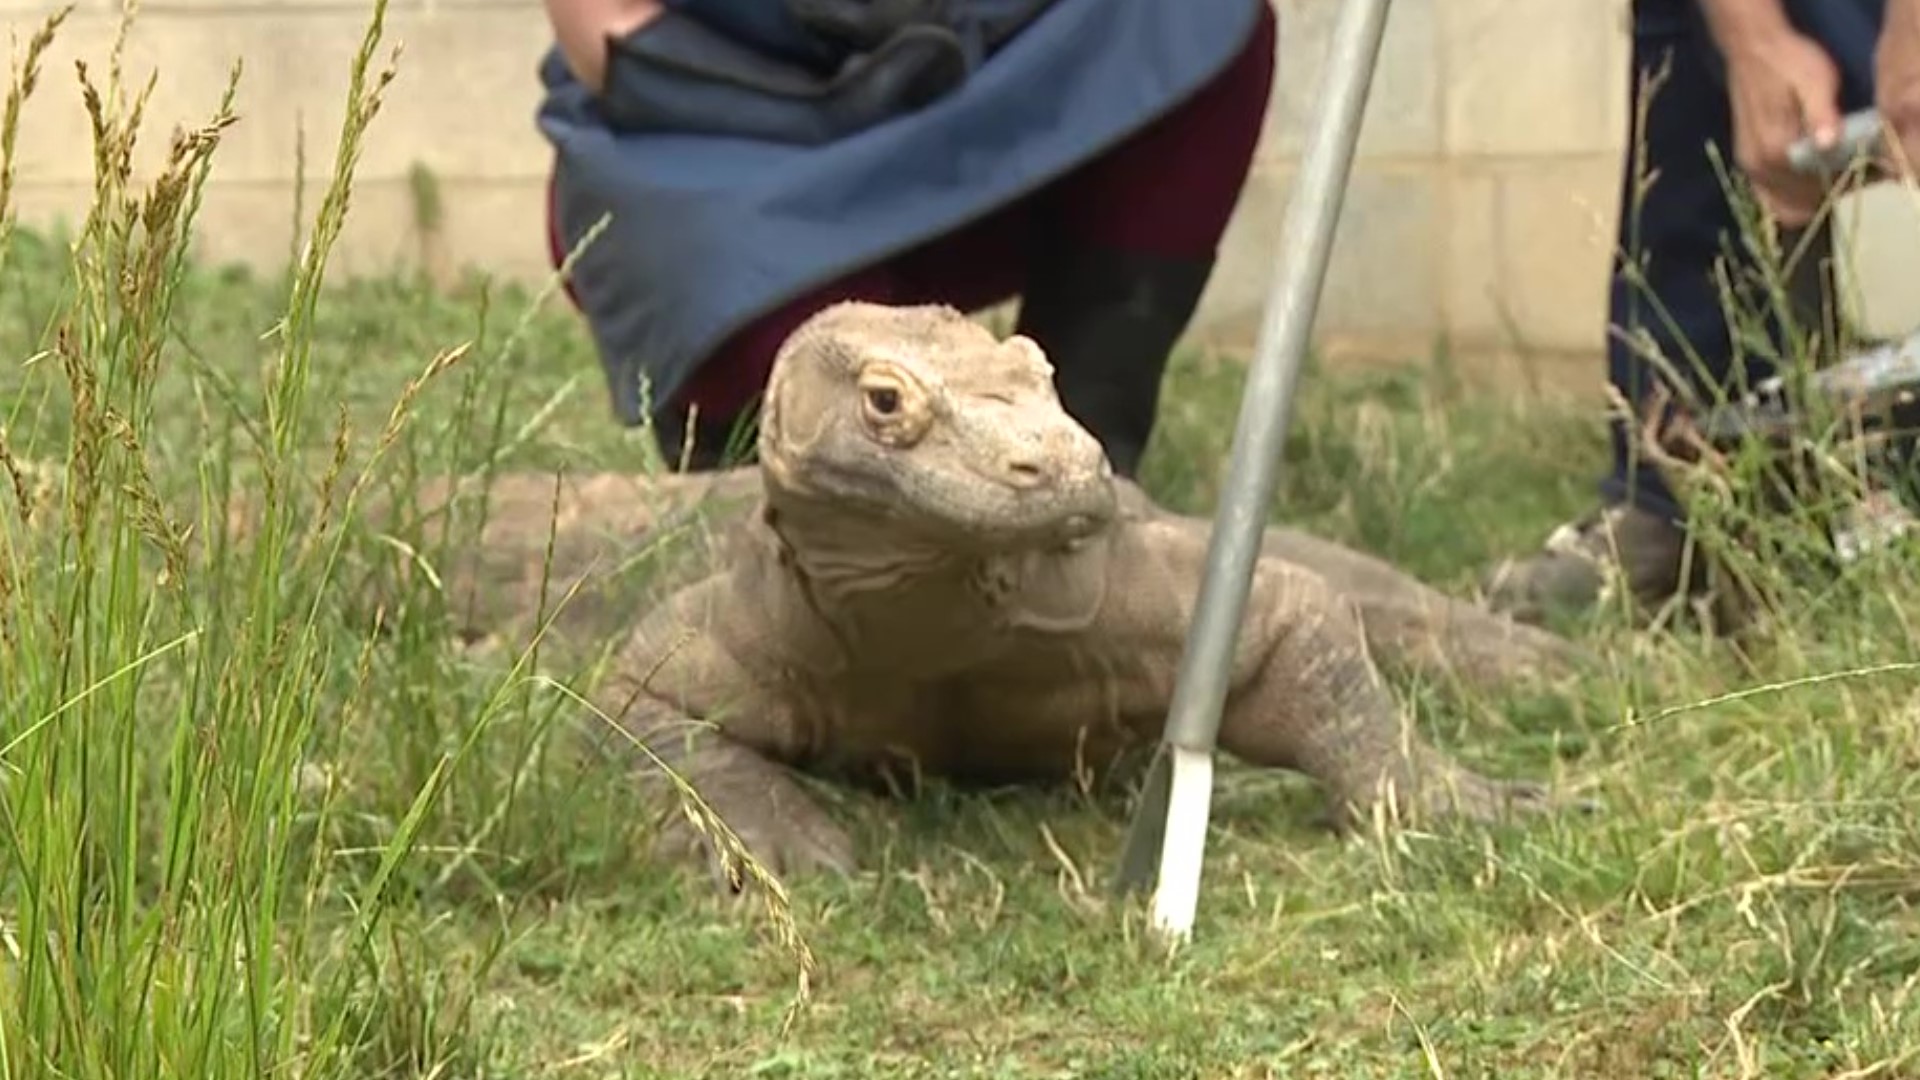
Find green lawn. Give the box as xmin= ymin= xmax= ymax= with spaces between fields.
xmin=7 ymin=6 xmax=1920 ymax=1077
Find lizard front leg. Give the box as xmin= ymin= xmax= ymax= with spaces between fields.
xmin=1219 ymin=561 xmax=1561 ymax=831
xmin=594 ymin=580 xmax=856 ymax=889
xmin=636 ymin=711 xmax=857 ymax=888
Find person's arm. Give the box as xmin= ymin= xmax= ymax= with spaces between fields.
xmin=1876 ymin=0 xmax=1920 ymax=179
xmin=544 ymin=0 xmax=664 ymax=92
xmin=1687 ymin=0 xmax=1845 ymax=225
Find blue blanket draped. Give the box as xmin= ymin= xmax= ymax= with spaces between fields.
xmin=536 ymin=0 xmax=1268 ymax=436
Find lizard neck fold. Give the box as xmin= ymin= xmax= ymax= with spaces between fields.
xmin=755 ymin=482 xmax=1113 ymax=678
xmin=761 ymin=487 xmax=975 ymax=602
xmin=753 ymin=487 xmax=1003 ymax=676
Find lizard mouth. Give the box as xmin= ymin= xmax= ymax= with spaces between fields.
xmin=948 ymin=473 xmax=1117 ymax=550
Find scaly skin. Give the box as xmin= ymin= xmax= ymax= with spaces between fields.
xmin=554 ymin=302 xmax=1585 ymax=884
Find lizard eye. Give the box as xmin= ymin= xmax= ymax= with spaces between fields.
xmin=856 ymin=364 xmax=931 ymax=447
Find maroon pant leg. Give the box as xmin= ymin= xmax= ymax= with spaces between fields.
xmin=1033 ymin=0 xmax=1275 ymax=258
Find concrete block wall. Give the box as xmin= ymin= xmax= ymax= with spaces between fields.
xmin=2 ymin=0 xmax=563 ymax=283
xmin=2 ymin=0 xmax=1637 ymax=377
xmin=1199 ymin=0 xmax=1633 ymax=379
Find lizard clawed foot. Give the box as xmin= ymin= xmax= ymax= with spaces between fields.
xmin=1414 ymin=772 xmax=1559 ymax=825
xmin=653 ymin=794 xmax=859 ymax=894
xmin=637 ymin=730 xmax=861 ymax=893
xmin=1324 ymin=766 xmax=1600 ymax=833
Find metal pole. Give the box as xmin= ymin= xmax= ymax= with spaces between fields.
xmin=1112 ymin=0 xmax=1396 ymax=943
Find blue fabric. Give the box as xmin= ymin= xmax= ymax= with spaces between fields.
xmin=1605 ymin=0 xmax=1887 ymax=519
xmin=536 ymin=0 xmax=1266 ymax=438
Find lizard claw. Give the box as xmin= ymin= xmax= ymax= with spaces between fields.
xmin=725 ymin=811 xmax=860 ymax=886
xmin=1418 ymin=772 xmax=1602 ymax=825
xmin=1325 ymin=770 xmax=1600 ymax=833
xmin=635 ymin=731 xmax=860 ymax=893
xmin=655 ymin=801 xmax=859 ymax=894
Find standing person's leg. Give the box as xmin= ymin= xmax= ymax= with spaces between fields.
xmin=1480 ymin=16 xmax=1731 ymax=624
xmin=1481 ymin=1 xmax=1879 ymax=625
xmin=1009 ymin=0 xmax=1277 ymax=478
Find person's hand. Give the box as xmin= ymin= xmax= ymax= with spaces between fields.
xmin=1720 ymin=26 xmax=1847 ymax=226
xmin=1875 ymin=0 xmax=1920 ymax=182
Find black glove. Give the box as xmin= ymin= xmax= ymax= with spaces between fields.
xmin=598 ymin=10 xmax=970 ymax=145
xmin=662 ymin=0 xmax=851 ymax=69
xmin=785 ymin=0 xmax=952 ymax=52
xmin=657 ymin=0 xmax=1061 ymax=69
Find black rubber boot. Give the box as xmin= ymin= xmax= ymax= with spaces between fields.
xmin=1014 ymin=247 xmax=1213 ymax=478
xmin=1479 ymin=502 xmax=1698 ymax=626
xmin=600 ymin=11 xmax=970 ymax=146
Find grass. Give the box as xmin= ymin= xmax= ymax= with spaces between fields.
xmin=6 ymin=4 xmax=1920 ymax=1077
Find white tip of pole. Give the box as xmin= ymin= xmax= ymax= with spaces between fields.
xmin=1147 ymin=746 xmax=1216 ymax=944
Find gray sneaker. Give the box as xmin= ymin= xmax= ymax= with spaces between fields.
xmin=1480 ymin=503 xmax=1697 ymax=626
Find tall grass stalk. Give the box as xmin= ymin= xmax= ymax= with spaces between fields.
xmin=0 ymin=2 xmax=530 ymax=1074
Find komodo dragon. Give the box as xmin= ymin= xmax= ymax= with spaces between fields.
xmin=467 ymin=301 xmax=1586 ymax=885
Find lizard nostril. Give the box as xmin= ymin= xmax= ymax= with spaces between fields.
xmin=1005 ymin=459 xmax=1046 ymax=486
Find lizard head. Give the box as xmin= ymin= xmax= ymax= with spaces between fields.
xmin=756 ymin=301 xmax=1118 ymax=551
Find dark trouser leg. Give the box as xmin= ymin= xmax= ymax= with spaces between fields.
xmin=1483 ymin=1 xmax=1881 ymax=625
xmin=1011 ymin=0 xmax=1275 ymax=477
xmin=1601 ymin=19 xmax=1750 ymax=524
xmin=1603 ymin=2 xmax=1880 ymax=520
